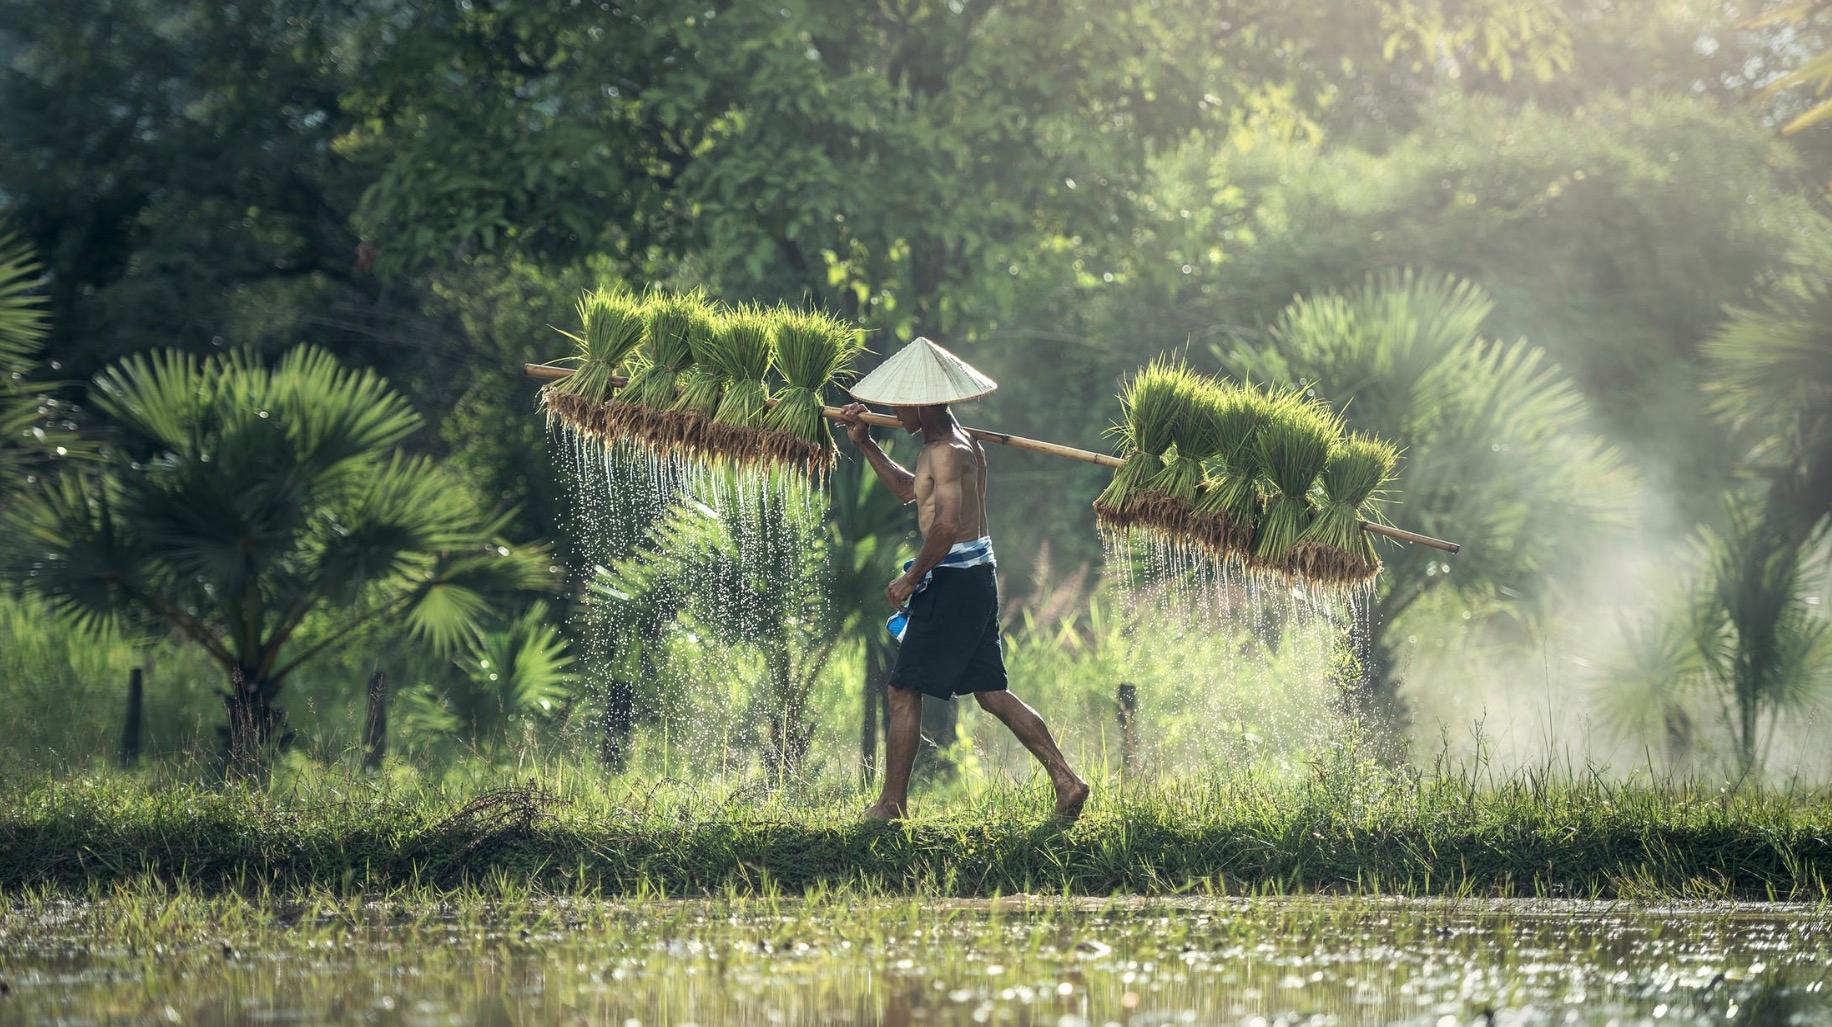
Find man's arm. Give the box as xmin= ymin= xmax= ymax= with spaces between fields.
xmin=888 ymin=444 xmax=967 ymax=605
xmin=837 ymin=402 xmax=916 ymax=502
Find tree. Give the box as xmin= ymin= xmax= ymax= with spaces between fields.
xmin=592 ymin=482 xmax=839 ymax=777
xmin=0 ymin=232 xmax=80 ymax=506
xmin=1695 ymin=507 xmax=1831 ymax=776
xmin=1219 ymin=271 xmax=1633 ymax=722
xmin=0 ymin=0 xmax=373 ymax=376
xmin=825 ymin=441 xmax=916 ymax=779
xmin=4 ymin=346 xmax=549 ymax=770
xmin=1705 ymin=216 xmax=1832 ymax=546
xmin=399 ymin=600 xmax=575 ymax=757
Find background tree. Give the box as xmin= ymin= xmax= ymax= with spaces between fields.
xmin=0 ymin=232 xmax=79 ymax=506
xmin=399 ymin=600 xmax=575 ymax=758
xmin=4 ymin=346 xmax=549 ymax=769
xmin=1705 ymin=217 xmax=1832 ymax=547
xmin=1695 ymin=508 xmax=1831 ymax=775
xmin=593 ymin=492 xmax=839 ymax=776
xmin=825 ymin=441 xmax=916 ymax=779
xmin=1219 ymin=272 xmax=1633 ymax=721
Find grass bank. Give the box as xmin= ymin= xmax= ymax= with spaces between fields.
xmin=2 ymin=765 xmax=1828 ymax=899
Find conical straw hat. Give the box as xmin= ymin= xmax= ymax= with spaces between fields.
xmin=849 ymin=337 xmax=998 ymax=406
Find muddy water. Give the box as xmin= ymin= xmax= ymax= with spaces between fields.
xmin=2 ymin=897 xmax=1826 ymax=1025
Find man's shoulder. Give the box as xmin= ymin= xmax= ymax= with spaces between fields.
xmin=922 ymin=437 xmax=976 ymax=465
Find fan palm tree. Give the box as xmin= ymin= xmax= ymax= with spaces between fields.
xmin=4 ymin=346 xmax=550 ymax=770
xmin=1690 ymin=217 xmax=1832 ymax=776
xmin=826 ymin=447 xmax=916 ymax=781
xmin=1218 ymin=271 xmax=1633 ymax=722
xmin=591 ymin=483 xmax=839 ymax=776
xmin=1695 ymin=506 xmax=1832 ymax=776
xmin=398 ymin=600 xmax=575 ymax=756
xmin=1704 ymin=218 xmax=1832 ymax=547
xmin=0 ymin=232 xmax=80 ymax=506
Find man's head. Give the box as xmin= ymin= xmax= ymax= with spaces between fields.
xmin=892 ymin=404 xmax=946 ymax=433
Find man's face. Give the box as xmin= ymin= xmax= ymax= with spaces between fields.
xmin=895 ymin=406 xmax=923 ymax=433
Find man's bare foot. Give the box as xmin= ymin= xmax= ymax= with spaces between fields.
xmin=1052 ymin=775 xmax=1090 ymax=821
xmin=864 ymin=801 xmax=906 ymax=822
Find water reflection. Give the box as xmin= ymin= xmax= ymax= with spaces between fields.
xmin=2 ymin=898 xmax=1826 ymax=1025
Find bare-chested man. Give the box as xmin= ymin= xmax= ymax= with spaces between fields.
xmin=836 ymin=338 xmax=1088 ymax=823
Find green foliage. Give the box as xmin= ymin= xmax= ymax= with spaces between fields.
xmin=1222 ymin=272 xmax=1631 ymax=704
xmin=588 ymin=479 xmax=836 ymax=772
xmin=0 ymin=232 xmax=80 ymax=502
xmin=400 ymin=601 xmax=576 ymax=756
xmin=1695 ymin=508 xmax=1832 ymax=775
xmin=1705 ymin=217 xmax=1832 ymax=541
xmin=1593 ymin=610 xmax=1708 ymax=762
xmin=5 ymin=768 xmax=1831 ymax=898
xmin=3 ymin=346 xmax=550 ymax=763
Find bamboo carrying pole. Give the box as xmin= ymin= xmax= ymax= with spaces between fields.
xmin=523 ymin=362 xmax=1461 ymax=554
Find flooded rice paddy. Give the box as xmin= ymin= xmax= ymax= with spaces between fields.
xmin=3 ymin=896 xmax=1826 ymax=1025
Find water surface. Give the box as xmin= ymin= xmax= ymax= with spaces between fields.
xmin=2 ymin=896 xmax=1826 ymax=1025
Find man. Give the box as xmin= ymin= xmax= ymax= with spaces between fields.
xmin=837 ymin=337 xmax=1089 ymax=822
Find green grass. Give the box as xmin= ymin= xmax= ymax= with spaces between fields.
xmin=4 ymin=763 xmax=1827 ymax=900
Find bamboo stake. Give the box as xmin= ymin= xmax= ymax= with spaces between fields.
xmin=523 ymin=362 xmax=1461 ymax=554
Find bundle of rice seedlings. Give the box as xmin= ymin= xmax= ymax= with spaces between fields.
xmin=615 ymin=291 xmax=713 ymax=448
xmin=1093 ymin=357 xmax=1192 ymax=531
xmin=664 ymin=308 xmax=727 ymax=457
xmin=702 ymin=303 xmax=777 ymax=464
xmin=759 ymin=306 xmax=865 ymax=477
xmin=1189 ymin=382 xmax=1276 ymax=558
xmin=1250 ymin=390 xmax=1342 ymax=570
xmin=544 ymin=287 xmax=648 ymax=440
xmin=1290 ymin=433 xmax=1400 ymax=584
xmin=1133 ymin=377 xmax=1228 ymax=536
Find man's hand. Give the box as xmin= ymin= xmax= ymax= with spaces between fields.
xmin=886 ymin=575 xmax=917 ymax=608
xmin=837 ymin=402 xmax=873 ymax=446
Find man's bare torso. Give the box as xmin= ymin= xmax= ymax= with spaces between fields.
xmin=913 ymin=433 xmax=990 ymax=544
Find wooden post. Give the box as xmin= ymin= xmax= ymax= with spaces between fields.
xmin=861 ymin=668 xmax=879 ymax=786
xmin=1116 ymin=682 xmax=1138 ymax=774
xmin=118 ymin=668 xmax=144 ymax=769
xmin=599 ymin=680 xmax=637 ymax=771
xmin=361 ymin=670 xmax=388 ymax=772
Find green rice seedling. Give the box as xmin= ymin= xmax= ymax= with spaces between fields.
xmin=759 ymin=306 xmax=865 ymax=477
xmin=665 ymin=310 xmax=727 ymax=457
xmin=1291 ymin=433 xmax=1400 ymax=584
xmin=1250 ymin=390 xmax=1342 ymax=570
xmin=545 ymin=287 xmax=648 ymax=440
xmin=1094 ymin=357 xmax=1193 ymax=531
xmin=1135 ymin=377 xmax=1228 ymax=535
xmin=703 ymin=303 xmax=777 ymax=464
xmin=1191 ymin=383 xmax=1275 ymax=559
xmin=618 ymin=291 xmax=713 ymax=448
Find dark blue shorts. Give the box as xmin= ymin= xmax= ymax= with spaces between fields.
xmin=888 ymin=564 xmax=1008 ymax=699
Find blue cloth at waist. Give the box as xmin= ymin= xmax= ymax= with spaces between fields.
xmin=887 ymin=536 xmax=996 ymax=642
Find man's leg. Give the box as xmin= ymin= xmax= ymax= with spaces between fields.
xmin=973 ymin=691 xmax=1090 ymax=819
xmin=866 ymin=685 xmax=923 ymax=821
